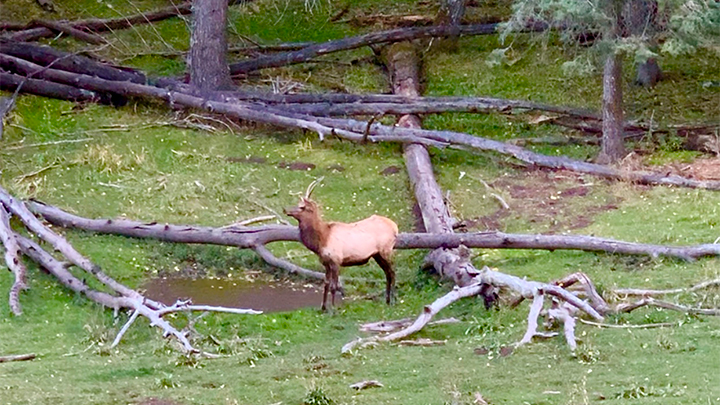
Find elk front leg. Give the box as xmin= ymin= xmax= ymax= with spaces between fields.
xmin=322 ymin=267 xmax=331 ymax=312
xmin=374 ymin=254 xmax=395 ymax=305
xmin=328 ymin=262 xmax=340 ymax=308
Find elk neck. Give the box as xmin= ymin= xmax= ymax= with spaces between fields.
xmin=297 ymin=213 xmax=330 ymax=254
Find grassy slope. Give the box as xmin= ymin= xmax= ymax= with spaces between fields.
xmin=1 ymin=0 xmax=720 ymax=404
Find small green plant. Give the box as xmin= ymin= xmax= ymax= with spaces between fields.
xmin=156 ymin=373 xmax=180 ymax=389
xmin=303 ymin=387 xmax=334 ymax=405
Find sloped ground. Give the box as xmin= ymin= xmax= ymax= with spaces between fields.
xmin=1 ymin=0 xmax=720 ymax=404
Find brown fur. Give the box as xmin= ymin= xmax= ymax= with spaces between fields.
xmin=284 ymin=197 xmax=398 ymax=311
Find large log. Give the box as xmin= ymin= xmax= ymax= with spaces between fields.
xmin=228 ymin=23 xmax=526 ymax=75
xmin=1 ymin=2 xmax=193 ymax=42
xmin=0 ymin=71 xmax=99 ymax=102
xmin=4 ymin=53 xmax=720 ymax=191
xmin=0 ymin=42 xmax=146 ymax=83
xmin=28 ymin=201 xmax=720 ymax=261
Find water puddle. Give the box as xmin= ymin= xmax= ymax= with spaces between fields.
xmin=143 ymin=277 xmax=322 ymax=313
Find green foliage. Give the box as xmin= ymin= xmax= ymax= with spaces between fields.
xmin=0 ymin=0 xmax=719 ymax=404
xmin=505 ymin=0 xmax=720 ymax=63
xmin=303 ymin=387 xmax=335 ymax=405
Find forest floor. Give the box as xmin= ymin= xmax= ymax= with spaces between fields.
xmin=1 ymin=0 xmax=720 ymax=404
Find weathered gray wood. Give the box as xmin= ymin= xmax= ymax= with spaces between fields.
xmin=4 ymin=53 xmax=720 ymax=191
xmin=189 ymin=0 xmax=232 ymax=91
xmin=28 ymin=200 xmax=720 ymax=260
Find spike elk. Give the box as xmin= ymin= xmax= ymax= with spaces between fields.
xmin=284 ymin=180 xmax=398 ymax=311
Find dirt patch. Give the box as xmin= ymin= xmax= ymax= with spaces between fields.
xmin=278 ymin=161 xmax=316 ymax=171
xmin=381 ymin=165 xmax=402 ymax=175
xmin=668 ymin=158 xmax=720 ymax=181
xmin=226 ymin=155 xmax=267 ymax=164
xmin=136 ymin=399 xmax=184 ymax=405
xmin=462 ymin=168 xmax=622 ymax=232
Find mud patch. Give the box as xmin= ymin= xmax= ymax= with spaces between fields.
xmin=278 ymin=161 xmax=316 ymax=171
xmin=143 ymin=277 xmax=322 ymax=313
xmin=380 ymin=165 xmax=401 ymax=176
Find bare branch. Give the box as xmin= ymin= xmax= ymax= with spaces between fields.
xmin=0 ymin=353 xmax=36 ymax=363
xmin=613 ymin=278 xmax=720 ymax=297
xmin=0 ymin=205 xmax=27 ymax=315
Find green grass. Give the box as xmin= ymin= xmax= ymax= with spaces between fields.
xmin=1 ymin=0 xmax=720 ymax=404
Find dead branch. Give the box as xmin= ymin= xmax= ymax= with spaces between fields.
xmin=0 ymin=188 xmax=262 ymax=353
xmin=0 ymin=205 xmax=27 ymax=315
xmin=613 ymin=278 xmax=720 ymax=297
xmin=251 ymin=244 xmax=326 ymax=280
xmin=618 ymin=298 xmax=720 ymax=316
xmin=1 ymin=2 xmax=194 ymax=42
xmin=0 ymin=42 xmax=145 ymax=83
xmin=0 ymin=353 xmax=36 ymax=363
xmin=396 ymin=338 xmax=446 ymax=346
xmin=228 ymin=22 xmax=551 ymax=75
xmin=0 ymin=72 xmax=99 ymax=103
xmin=359 ymin=317 xmax=459 ymax=333
xmin=579 ymin=319 xmax=674 ymax=329
xmin=29 ymin=201 xmax=720 ymax=262
xmin=30 ymin=19 xmax=107 ymax=45
xmin=3 ymin=52 xmax=719 ymax=191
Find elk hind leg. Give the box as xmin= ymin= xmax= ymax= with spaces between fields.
xmin=373 ymin=253 xmax=395 ymax=305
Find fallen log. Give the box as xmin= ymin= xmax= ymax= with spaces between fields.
xmin=0 ymin=187 xmax=261 ymax=353
xmin=30 ymin=19 xmax=107 ymax=45
xmin=0 ymin=42 xmax=146 ymax=83
xmin=228 ymin=23 xmax=548 ymax=75
xmin=4 ymin=52 xmax=720 ymax=191
xmin=27 ymin=198 xmax=720 ymax=262
xmin=1 ymin=2 xmax=193 ymax=42
xmin=0 ymin=72 xmax=99 ymax=103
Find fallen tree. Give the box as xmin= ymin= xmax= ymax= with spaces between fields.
xmin=0 ymin=187 xmax=261 ymax=353
xmin=2 ymin=51 xmax=720 ymax=191
xmin=28 ymin=199 xmax=720 ymax=262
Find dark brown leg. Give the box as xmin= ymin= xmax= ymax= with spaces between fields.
xmin=322 ymin=266 xmax=330 ymax=311
xmin=374 ymin=254 xmax=395 ymax=305
xmin=328 ymin=262 xmax=340 ymax=308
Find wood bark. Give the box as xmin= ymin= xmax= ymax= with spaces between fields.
xmin=0 ymin=41 xmax=146 ymax=84
xmin=189 ymin=0 xmax=233 ymax=91
xmin=1 ymin=2 xmax=194 ymax=42
xmin=229 ymin=23 xmax=510 ymax=75
xmin=434 ymin=0 xmax=466 ymax=51
xmin=0 ymin=205 xmax=27 ymax=315
xmin=29 ymin=200 xmax=720 ymax=261
xmin=0 ymin=71 xmax=99 ymax=103
xmin=4 ymin=52 xmax=720 ymax=191
xmin=30 ymin=19 xmax=107 ymax=45
xmin=598 ymin=51 xmax=626 ymax=164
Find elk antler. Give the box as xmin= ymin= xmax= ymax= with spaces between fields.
xmin=305 ymin=176 xmax=325 ymax=199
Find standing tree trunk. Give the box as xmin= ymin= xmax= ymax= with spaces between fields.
xmin=189 ymin=0 xmax=232 ymax=91
xmin=598 ymin=51 xmax=626 ymax=164
xmin=434 ymin=0 xmax=466 ymax=51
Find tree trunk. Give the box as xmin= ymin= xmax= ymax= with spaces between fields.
xmin=189 ymin=0 xmax=232 ymax=91
xmin=598 ymin=51 xmax=626 ymax=164
xmin=434 ymin=0 xmax=466 ymax=51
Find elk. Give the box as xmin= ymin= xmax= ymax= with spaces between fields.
xmin=284 ymin=179 xmax=398 ymax=311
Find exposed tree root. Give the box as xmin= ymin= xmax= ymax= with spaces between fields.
xmin=0 ymin=187 xmax=261 ymax=353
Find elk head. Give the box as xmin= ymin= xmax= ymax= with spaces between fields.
xmin=283 ymin=177 xmax=324 ymax=221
